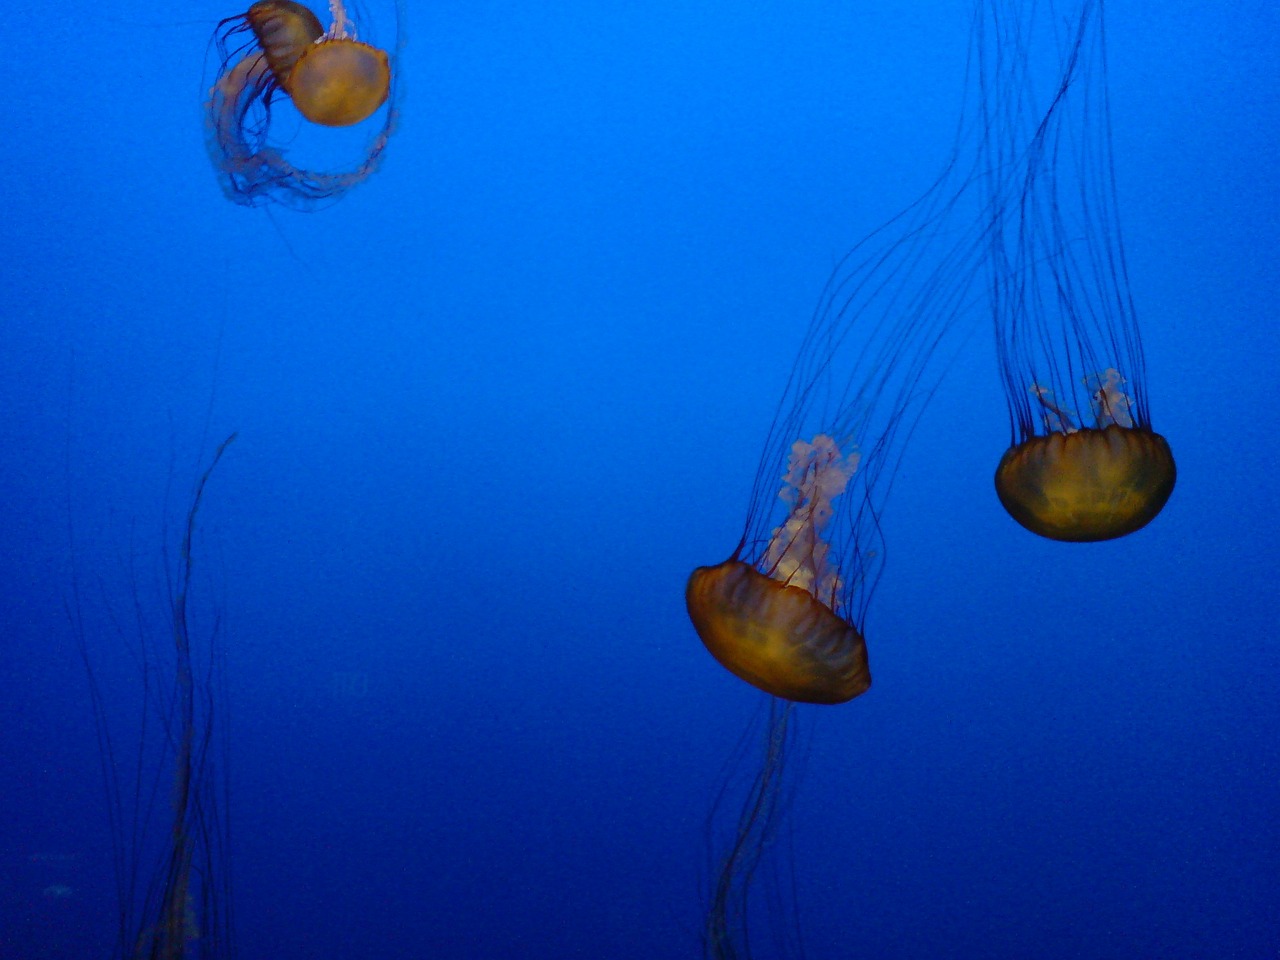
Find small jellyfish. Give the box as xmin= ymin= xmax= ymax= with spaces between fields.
xmin=981 ymin=0 xmax=1176 ymax=541
xmin=207 ymin=0 xmax=398 ymax=208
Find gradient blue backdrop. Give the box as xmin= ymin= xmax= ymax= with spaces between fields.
xmin=1 ymin=1 xmax=1277 ymax=957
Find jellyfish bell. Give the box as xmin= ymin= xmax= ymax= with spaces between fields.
xmin=995 ymin=423 xmax=1177 ymax=543
xmin=980 ymin=0 xmax=1175 ymax=541
xmin=206 ymin=0 xmax=399 ymax=208
xmin=287 ymin=38 xmax=390 ymax=126
xmin=687 ymin=560 xmax=870 ymax=705
xmin=244 ymin=0 xmax=324 ymax=83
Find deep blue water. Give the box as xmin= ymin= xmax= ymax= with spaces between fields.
xmin=1 ymin=1 xmax=1277 ymax=957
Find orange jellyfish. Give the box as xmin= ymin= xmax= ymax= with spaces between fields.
xmin=980 ymin=0 xmax=1175 ymax=541
xmin=688 ymin=434 xmax=870 ymax=705
xmin=207 ymin=0 xmax=398 ymax=208
xmin=688 ymin=61 xmax=991 ymax=953
xmin=686 ymin=153 xmax=989 ymax=707
xmin=688 ymin=227 xmax=975 ymax=956
xmin=73 ymin=435 xmax=238 ymax=959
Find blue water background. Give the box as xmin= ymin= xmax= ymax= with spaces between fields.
xmin=1 ymin=1 xmax=1277 ymax=956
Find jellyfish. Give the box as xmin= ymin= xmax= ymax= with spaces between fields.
xmin=73 ymin=435 xmax=238 ymax=959
xmin=206 ymin=0 xmax=398 ymax=208
xmin=686 ymin=102 xmax=993 ymax=709
xmin=689 ymin=434 xmax=870 ymax=706
xmin=686 ymin=43 xmax=995 ymax=955
xmin=979 ymin=0 xmax=1176 ymax=541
